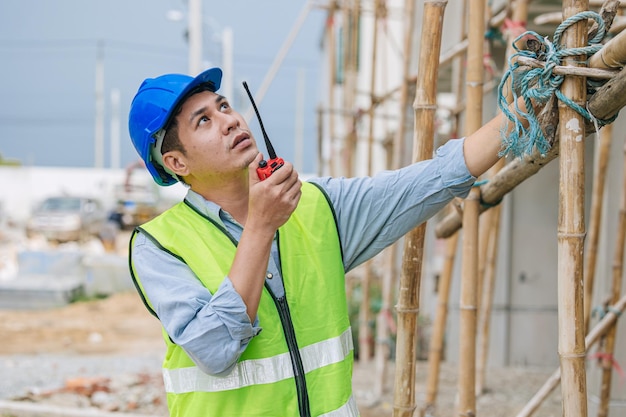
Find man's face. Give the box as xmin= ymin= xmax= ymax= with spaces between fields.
xmin=173 ymin=90 xmax=259 ymax=182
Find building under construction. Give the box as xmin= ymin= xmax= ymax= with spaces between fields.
xmin=311 ymin=0 xmax=626 ymax=416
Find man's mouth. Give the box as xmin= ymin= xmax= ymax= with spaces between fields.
xmin=232 ymin=132 xmax=250 ymax=149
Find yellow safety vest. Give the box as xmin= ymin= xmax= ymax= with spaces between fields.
xmin=130 ymin=182 xmax=358 ymax=417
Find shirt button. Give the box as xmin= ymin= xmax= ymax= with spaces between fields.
xmin=266 ymin=273 xmax=273 ymax=279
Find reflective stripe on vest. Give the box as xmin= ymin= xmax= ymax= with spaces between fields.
xmin=163 ymin=327 xmax=353 ymax=393
xmin=320 ymin=396 xmax=358 ymax=417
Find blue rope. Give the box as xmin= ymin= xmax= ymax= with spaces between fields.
xmin=497 ymin=11 xmax=614 ymax=158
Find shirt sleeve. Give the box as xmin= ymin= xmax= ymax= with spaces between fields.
xmin=309 ymin=138 xmax=476 ymax=272
xmin=131 ymin=231 xmax=261 ymax=376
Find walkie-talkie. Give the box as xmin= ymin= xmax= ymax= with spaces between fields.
xmin=242 ymin=81 xmax=285 ymax=180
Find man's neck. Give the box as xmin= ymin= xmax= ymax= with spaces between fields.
xmin=190 ymin=176 xmax=250 ymax=225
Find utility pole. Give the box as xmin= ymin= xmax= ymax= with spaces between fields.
xmin=222 ymin=26 xmax=234 ymax=101
xmin=188 ymin=0 xmax=203 ymax=74
xmin=94 ymin=40 xmax=105 ymax=169
xmin=110 ymin=88 xmax=121 ymax=170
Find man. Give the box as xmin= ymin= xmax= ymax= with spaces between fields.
xmin=128 ymin=67 xmax=515 ymax=417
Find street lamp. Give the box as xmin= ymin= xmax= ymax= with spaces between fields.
xmin=166 ymin=0 xmax=202 ymax=75
xmin=166 ymin=1 xmax=233 ymax=99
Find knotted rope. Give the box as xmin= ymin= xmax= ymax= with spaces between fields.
xmin=497 ymin=11 xmax=613 ymax=158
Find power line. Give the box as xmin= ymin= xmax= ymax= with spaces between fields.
xmin=0 ymin=38 xmax=185 ymax=58
xmin=0 ymin=116 xmax=93 ymax=126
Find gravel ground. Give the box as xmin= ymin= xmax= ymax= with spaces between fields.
xmin=0 ymin=353 xmax=163 ymax=400
xmin=0 ymin=287 xmax=565 ymax=417
xmin=0 ymin=352 xmax=565 ymax=417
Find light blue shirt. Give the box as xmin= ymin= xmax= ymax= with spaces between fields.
xmin=131 ymin=138 xmax=475 ymax=376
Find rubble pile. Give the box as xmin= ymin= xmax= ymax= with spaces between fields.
xmin=12 ymin=372 xmax=168 ymax=415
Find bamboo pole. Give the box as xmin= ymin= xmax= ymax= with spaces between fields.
xmin=374 ymin=245 xmax=397 ymax=398
xmin=358 ymin=0 xmax=382 ymax=364
xmin=392 ymin=0 xmax=416 ymax=170
xmin=374 ymin=0 xmax=416 ymax=399
xmin=475 ymin=205 xmax=501 ymax=395
xmin=557 ymin=1 xmax=590 ymax=415
xmin=341 ymin=0 xmax=360 ymax=177
xmin=317 ymin=106 xmax=324 ymax=176
xmin=421 ymin=233 xmax=459 ymax=416
xmin=596 ymin=138 xmax=626 ymax=417
xmin=457 ymin=187 xmax=480 ymax=417
xmin=475 ymin=211 xmax=491 ymax=322
xmin=515 ymin=292 xmax=626 ymax=417
xmin=583 ymin=124 xmax=613 ymax=332
xmin=392 ymin=1 xmax=448 ymax=415
xmin=367 ymin=0 xmax=380 ymax=177
xmin=327 ymin=2 xmax=338 ymax=177
xmin=358 ymin=261 xmax=373 ymax=362
xmin=456 ymin=0 xmax=486 ymax=413
xmin=421 ymin=3 xmax=469 ymax=413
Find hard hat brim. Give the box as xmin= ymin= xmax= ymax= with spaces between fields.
xmin=158 ymin=67 xmax=223 ymax=133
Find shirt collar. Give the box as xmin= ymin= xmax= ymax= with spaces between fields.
xmin=183 ymin=188 xmax=241 ymax=228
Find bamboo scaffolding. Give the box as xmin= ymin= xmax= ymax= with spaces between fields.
xmin=434 ymin=63 xmax=626 ymax=239
xmin=583 ymin=124 xmax=614 ymax=333
xmin=596 ymin=137 xmax=626 ymax=417
xmin=515 ymin=293 xmax=626 ymax=417
xmin=556 ymin=1 xmax=589 ymax=415
xmin=392 ymin=1 xmax=448 ymax=415
xmin=363 ymin=8 xmax=508 ymax=116
xmin=456 ymin=0 xmax=486 ymax=413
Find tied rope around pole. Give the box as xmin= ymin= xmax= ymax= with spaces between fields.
xmin=497 ymin=11 xmax=616 ymax=158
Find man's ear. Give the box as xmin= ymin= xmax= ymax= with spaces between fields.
xmin=162 ymin=152 xmax=189 ymax=177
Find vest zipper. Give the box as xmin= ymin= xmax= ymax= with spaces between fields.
xmin=271 ymin=295 xmax=311 ymax=417
xmin=266 ymin=232 xmax=311 ymax=417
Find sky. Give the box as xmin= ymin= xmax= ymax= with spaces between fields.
xmin=0 ymin=0 xmax=326 ymax=174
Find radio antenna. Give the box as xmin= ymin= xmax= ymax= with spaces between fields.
xmin=242 ymin=81 xmax=277 ymax=159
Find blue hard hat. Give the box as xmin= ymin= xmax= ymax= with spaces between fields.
xmin=128 ymin=67 xmax=223 ymax=186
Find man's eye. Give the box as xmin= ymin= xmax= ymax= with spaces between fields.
xmin=221 ymin=102 xmax=230 ymax=111
xmin=198 ymin=116 xmax=209 ymax=125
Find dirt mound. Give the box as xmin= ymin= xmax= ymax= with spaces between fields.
xmin=0 ymin=291 xmax=163 ymax=356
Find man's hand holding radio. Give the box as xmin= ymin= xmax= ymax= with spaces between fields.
xmin=247 ymin=152 xmax=302 ymax=236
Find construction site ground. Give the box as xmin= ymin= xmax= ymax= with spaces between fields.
xmin=0 ymin=289 xmax=566 ymax=417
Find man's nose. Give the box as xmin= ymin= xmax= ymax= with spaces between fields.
xmin=219 ymin=112 xmax=239 ymax=133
